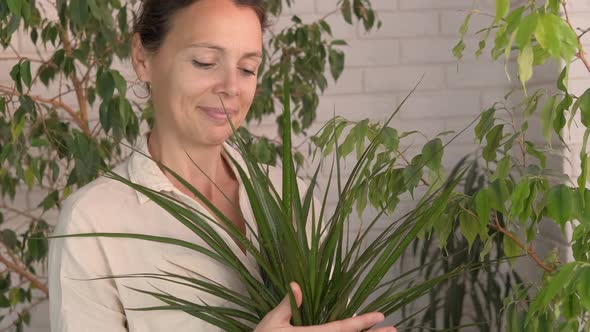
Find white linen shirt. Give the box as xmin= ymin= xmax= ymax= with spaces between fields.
xmin=49 ymin=134 xmax=283 ymax=331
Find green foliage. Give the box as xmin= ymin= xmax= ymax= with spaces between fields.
xmin=455 ymin=0 xmax=590 ymax=329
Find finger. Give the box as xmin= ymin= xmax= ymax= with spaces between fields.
xmin=369 ymin=327 xmax=397 ymax=332
xmin=291 ymin=281 xmax=303 ymax=307
xmin=295 ymin=312 xmax=385 ymax=332
xmin=271 ymin=282 xmax=303 ymax=323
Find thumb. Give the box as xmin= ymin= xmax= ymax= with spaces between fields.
xmin=273 ymin=282 xmax=303 ymax=323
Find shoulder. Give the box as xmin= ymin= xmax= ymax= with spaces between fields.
xmin=56 ymin=162 xmax=137 ymax=233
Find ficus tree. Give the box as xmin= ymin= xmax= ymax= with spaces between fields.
xmin=318 ymin=0 xmax=590 ymax=330
xmin=0 ymin=0 xmax=379 ymax=329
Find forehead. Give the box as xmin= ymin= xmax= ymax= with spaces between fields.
xmin=167 ymin=0 xmax=263 ymax=52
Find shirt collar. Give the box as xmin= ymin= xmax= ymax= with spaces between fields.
xmin=127 ymin=133 xmax=249 ymax=204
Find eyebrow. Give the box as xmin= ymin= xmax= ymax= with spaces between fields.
xmin=188 ymin=42 xmax=263 ymax=59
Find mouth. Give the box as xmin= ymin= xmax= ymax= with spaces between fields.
xmin=198 ymin=106 xmax=237 ymax=121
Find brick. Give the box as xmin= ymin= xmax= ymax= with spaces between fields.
xmin=440 ymin=9 xmax=495 ymax=37
xmin=315 ymin=93 xmax=398 ymax=122
xmin=397 ymin=90 xmax=481 ymax=119
xmin=324 ymin=67 xmax=364 ymax=95
xmin=316 ymin=0 xmax=396 ymax=12
xmin=344 ymin=39 xmax=400 ymax=67
xmin=569 ymin=59 xmax=590 ymax=79
xmin=568 ymin=1 xmax=590 ymax=11
xmin=367 ymin=0 xmax=397 ymax=11
xmin=359 ymin=12 xmax=439 ymax=39
xmin=323 ymin=13 xmax=360 ymax=40
xmin=389 ymin=118 xmax=448 ymax=142
xmin=446 ymin=62 xmax=514 ymax=88
xmin=570 ymin=78 xmax=590 ymax=96
xmin=399 ymin=0 xmax=491 ymax=9
xmin=400 ymin=37 xmax=494 ymax=64
xmin=284 ymin=0 xmax=316 ymax=15
xmin=365 ymin=65 xmax=445 ymax=92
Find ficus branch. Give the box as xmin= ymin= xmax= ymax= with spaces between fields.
xmin=0 ymin=245 xmax=48 ymax=296
xmin=459 ymin=207 xmax=553 ymax=273
xmin=563 ymin=3 xmax=590 ymax=73
xmin=0 ymin=85 xmax=92 ymax=136
xmin=59 ymin=30 xmax=91 ymax=133
xmin=490 ymin=211 xmax=553 ymax=273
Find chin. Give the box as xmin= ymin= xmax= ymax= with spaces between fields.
xmin=203 ymin=128 xmax=234 ymax=146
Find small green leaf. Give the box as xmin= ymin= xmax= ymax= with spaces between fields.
xmin=483 ymin=124 xmax=504 ymax=162
xmin=554 ymin=94 xmax=572 ymax=137
xmin=452 ymin=40 xmax=466 ymax=60
xmin=7 ymin=0 xmax=22 ymax=16
xmin=480 ymin=233 xmax=495 ymax=261
xmin=534 ymin=13 xmax=561 ymax=58
xmin=515 ymin=14 xmax=538 ymax=49
xmin=475 ymin=107 xmax=496 ymax=142
xmin=459 ymin=13 xmax=472 ymax=37
xmin=541 ymin=95 xmax=557 ymax=143
xmin=381 ymin=127 xmax=399 ymax=151
xmin=459 ymin=211 xmax=479 ymax=250
xmin=517 ymin=42 xmax=534 ymax=90
xmin=557 ymin=65 xmax=568 ymax=93
xmin=1 ymin=229 xmax=18 ymax=250
xmin=494 ymin=155 xmax=511 ymax=180
xmin=341 ymin=0 xmax=352 ymax=24
xmin=97 ymin=70 xmax=115 ymax=102
xmin=19 ymin=60 xmax=32 ymax=88
xmin=503 ymin=232 xmax=522 ymax=265
xmin=9 ymin=63 xmax=22 ymax=94
xmin=530 ymin=262 xmax=577 ymax=314
xmin=580 ymin=89 xmax=590 ymax=127
xmin=110 ymin=70 xmax=127 ymax=97
xmin=509 ymin=178 xmax=530 ymax=219
xmin=421 ymin=138 xmax=443 ymax=171
xmin=577 ymin=268 xmax=590 ymax=311
xmin=38 ymin=190 xmax=59 ymax=211
xmin=545 ymin=185 xmax=577 ymax=226
xmin=495 ymin=0 xmax=510 ymax=24
xmin=328 ymin=48 xmax=345 ymax=81
xmin=525 ymin=141 xmax=546 ymax=168
xmin=475 ymin=189 xmax=491 ymax=228
xmin=403 ymin=155 xmax=423 ymax=196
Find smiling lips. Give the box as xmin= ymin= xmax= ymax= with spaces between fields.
xmin=199 ymin=106 xmax=237 ymax=121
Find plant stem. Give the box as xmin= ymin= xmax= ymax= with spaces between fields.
xmin=491 ymin=212 xmax=553 ymax=273
xmin=0 ymin=247 xmax=48 ymax=296
xmin=0 ymin=85 xmax=92 ymax=136
xmin=563 ymin=3 xmax=590 ymax=73
xmin=59 ymin=29 xmax=91 ymax=132
xmin=459 ymin=206 xmax=553 ymax=273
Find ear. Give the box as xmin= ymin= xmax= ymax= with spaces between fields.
xmin=131 ymin=33 xmax=151 ymax=83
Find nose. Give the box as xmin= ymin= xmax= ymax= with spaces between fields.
xmin=214 ymin=67 xmax=240 ymax=97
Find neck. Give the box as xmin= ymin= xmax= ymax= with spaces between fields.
xmin=147 ymin=127 xmax=232 ymax=197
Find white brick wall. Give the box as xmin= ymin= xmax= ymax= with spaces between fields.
xmin=1 ymin=0 xmax=586 ymax=330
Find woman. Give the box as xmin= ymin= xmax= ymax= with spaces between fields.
xmin=48 ymin=1 xmax=397 ymax=331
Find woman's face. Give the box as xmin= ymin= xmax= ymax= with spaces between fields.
xmin=134 ymin=0 xmax=263 ymax=146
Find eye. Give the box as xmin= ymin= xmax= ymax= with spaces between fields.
xmin=240 ymin=68 xmax=257 ymax=76
xmin=192 ymin=60 xmax=215 ymax=69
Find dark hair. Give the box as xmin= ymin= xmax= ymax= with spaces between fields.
xmin=133 ymin=0 xmax=269 ymax=53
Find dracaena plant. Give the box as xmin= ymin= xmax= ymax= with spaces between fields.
xmin=54 ymin=73 xmax=476 ymax=331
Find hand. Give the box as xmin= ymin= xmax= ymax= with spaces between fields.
xmin=254 ymin=282 xmax=397 ymax=332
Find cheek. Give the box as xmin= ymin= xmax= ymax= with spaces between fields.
xmin=240 ymin=80 xmax=258 ymax=107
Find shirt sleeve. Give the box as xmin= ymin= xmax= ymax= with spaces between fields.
xmin=49 ymin=197 xmax=128 ymax=332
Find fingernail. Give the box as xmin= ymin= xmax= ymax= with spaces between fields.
xmin=371 ymin=313 xmax=385 ymax=324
